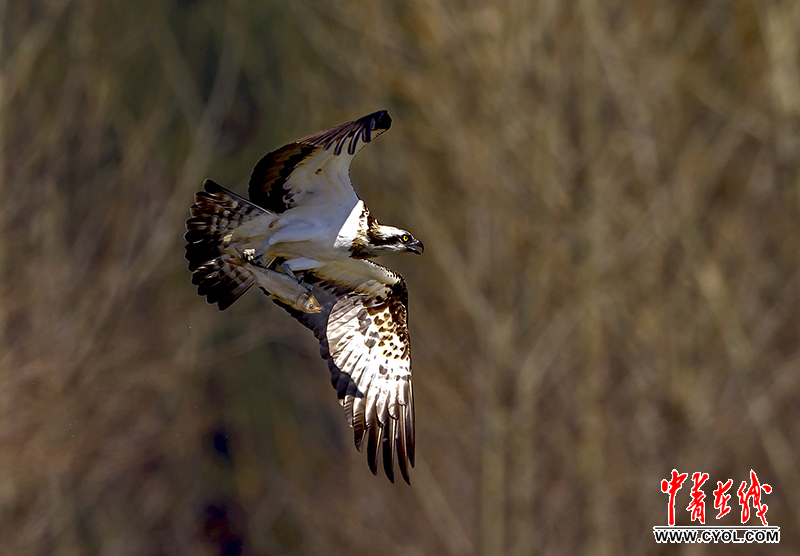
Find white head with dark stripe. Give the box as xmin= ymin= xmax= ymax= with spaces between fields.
xmin=349 ymin=211 xmax=424 ymax=259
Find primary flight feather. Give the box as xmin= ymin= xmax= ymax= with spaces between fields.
xmin=184 ymin=111 xmax=422 ymax=484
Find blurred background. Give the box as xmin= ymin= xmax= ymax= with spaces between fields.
xmin=2 ymin=0 xmax=800 ymax=554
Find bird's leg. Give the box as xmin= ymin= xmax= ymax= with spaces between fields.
xmin=278 ymin=257 xmax=322 ymax=286
xmin=298 ymin=277 xmax=312 ymax=292
xmin=278 ymin=261 xmax=315 ymax=290
xmin=254 ymin=237 xmax=273 ymax=265
xmin=279 ymin=261 xmax=295 ymax=278
xmin=243 ymin=248 xmax=274 ymax=268
xmin=280 ymin=261 xmax=302 ymax=282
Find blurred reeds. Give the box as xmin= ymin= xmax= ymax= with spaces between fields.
xmin=2 ymin=0 xmax=800 ymax=554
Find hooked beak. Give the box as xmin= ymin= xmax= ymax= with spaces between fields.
xmin=406 ymin=238 xmax=424 ymax=255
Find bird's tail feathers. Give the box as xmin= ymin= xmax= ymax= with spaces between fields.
xmin=185 ymin=179 xmax=266 ymax=310
xmin=190 ymin=255 xmax=255 ymax=311
xmin=185 ymin=179 xmax=267 ymax=270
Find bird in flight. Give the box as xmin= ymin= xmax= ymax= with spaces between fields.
xmin=184 ymin=111 xmax=423 ymax=484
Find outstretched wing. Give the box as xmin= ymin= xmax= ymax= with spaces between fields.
xmin=274 ymin=259 xmax=415 ymax=484
xmin=248 ymin=111 xmax=392 ymax=213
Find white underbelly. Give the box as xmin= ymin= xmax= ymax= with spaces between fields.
xmin=267 ymin=237 xmax=351 ymax=261
xmin=262 ymin=205 xmax=355 ymax=260
xmin=226 ymin=202 xmax=356 ymax=266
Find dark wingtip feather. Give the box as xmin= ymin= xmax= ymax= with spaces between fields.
xmin=397 ymin=414 xmax=410 ymax=484
xmin=354 ymin=423 xmax=366 ymax=452
xmin=374 ymin=110 xmax=392 ymax=131
xmin=407 ymin=386 xmax=415 ymax=468
xmin=382 ymin=421 xmax=395 ymax=483
xmin=367 ymin=424 xmax=380 ymax=476
xmin=203 ymin=178 xmax=223 ymax=193
xmin=301 ymin=110 xmax=393 ymax=156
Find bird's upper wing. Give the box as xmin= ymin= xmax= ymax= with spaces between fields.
xmin=272 ymin=258 xmax=414 ymax=484
xmin=248 ymin=111 xmax=392 ymax=213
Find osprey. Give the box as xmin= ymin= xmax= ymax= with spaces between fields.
xmin=184 ymin=111 xmax=422 ymax=484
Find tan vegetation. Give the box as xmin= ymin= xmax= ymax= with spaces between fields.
xmin=2 ymin=0 xmax=800 ymax=554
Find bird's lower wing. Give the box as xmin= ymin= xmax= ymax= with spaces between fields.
xmin=272 ymin=259 xmax=415 ymax=484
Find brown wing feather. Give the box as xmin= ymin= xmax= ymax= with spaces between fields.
xmin=272 ymin=262 xmax=414 ymax=484
xmin=247 ymin=144 xmax=315 ymax=212
xmin=248 ymin=111 xmax=392 ymax=212
xmin=298 ymin=110 xmax=392 ymax=155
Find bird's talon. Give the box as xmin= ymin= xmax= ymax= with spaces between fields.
xmin=242 ymin=249 xmax=257 ymax=263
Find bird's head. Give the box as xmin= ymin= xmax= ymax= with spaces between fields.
xmin=365 ymin=224 xmax=424 ymax=256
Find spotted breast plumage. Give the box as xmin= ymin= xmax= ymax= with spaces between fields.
xmin=184 ymin=111 xmax=423 ymax=484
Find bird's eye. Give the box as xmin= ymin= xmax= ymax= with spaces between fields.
xmin=401 ymin=234 xmax=410 ymax=243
